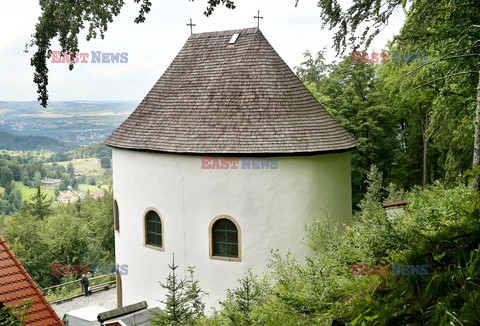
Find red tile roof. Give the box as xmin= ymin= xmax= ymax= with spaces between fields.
xmin=0 ymin=235 xmax=63 ymax=325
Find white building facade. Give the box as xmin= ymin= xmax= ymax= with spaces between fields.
xmin=106 ymin=28 xmax=357 ymax=309
xmin=112 ymin=150 xmax=352 ymax=308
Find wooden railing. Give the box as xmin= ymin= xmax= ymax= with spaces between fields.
xmin=42 ymin=274 xmax=116 ymax=303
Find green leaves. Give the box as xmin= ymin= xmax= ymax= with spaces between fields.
xmin=434 ymin=251 xmax=446 ymax=263
xmin=351 ymin=308 xmax=379 ymax=326
xmin=313 ymin=0 xmax=405 ymax=55
xmin=0 ymin=300 xmax=33 ymax=326
xmin=191 ymin=0 xmax=236 ymax=17
xmin=134 ymin=0 xmax=152 ymax=24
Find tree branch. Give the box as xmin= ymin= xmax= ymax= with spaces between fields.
xmin=403 ymin=53 xmax=480 ymax=79
xmin=413 ymin=71 xmax=477 ymax=90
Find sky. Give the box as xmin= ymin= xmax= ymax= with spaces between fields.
xmin=0 ymin=0 xmax=406 ymax=102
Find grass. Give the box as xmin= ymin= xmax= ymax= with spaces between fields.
xmin=53 ymin=158 xmax=107 ymax=177
xmin=14 ymin=182 xmax=55 ymax=202
xmin=78 ymin=184 xmax=105 ymax=195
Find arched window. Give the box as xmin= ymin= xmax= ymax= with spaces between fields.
xmin=210 ymin=217 xmax=241 ymax=260
xmin=145 ymin=210 xmax=163 ymax=248
xmin=113 ymin=200 xmax=119 ymax=232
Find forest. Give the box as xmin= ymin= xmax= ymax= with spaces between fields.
xmin=0 ymin=131 xmax=75 ymax=152
xmin=0 ymin=144 xmax=111 ymax=216
xmin=296 ymin=47 xmax=476 ymax=207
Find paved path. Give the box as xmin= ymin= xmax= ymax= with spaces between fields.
xmin=51 ymin=288 xmax=117 ymax=320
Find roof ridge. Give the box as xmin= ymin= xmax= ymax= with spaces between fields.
xmin=188 ymin=27 xmax=260 ymax=39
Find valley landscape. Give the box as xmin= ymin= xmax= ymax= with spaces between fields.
xmin=0 ymin=101 xmax=137 ymax=149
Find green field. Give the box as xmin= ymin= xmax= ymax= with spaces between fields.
xmin=53 ymin=158 xmax=107 ymax=176
xmin=14 ymin=182 xmax=56 ymax=202
xmin=78 ymin=184 xmax=106 ymax=195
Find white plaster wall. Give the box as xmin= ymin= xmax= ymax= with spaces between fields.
xmin=112 ymin=149 xmax=352 ymax=311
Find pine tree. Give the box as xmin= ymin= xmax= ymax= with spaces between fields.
xmin=219 ymin=270 xmax=265 ymax=326
xmin=151 ymin=254 xmax=205 ymax=325
xmin=185 ymin=267 xmax=206 ymax=321
xmin=22 ymin=187 xmax=52 ymax=220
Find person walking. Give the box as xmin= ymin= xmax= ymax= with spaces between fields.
xmin=81 ymin=273 xmax=89 ymax=297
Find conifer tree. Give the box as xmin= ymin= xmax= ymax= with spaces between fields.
xmin=151 ymin=254 xmax=205 ymax=325
xmin=185 ymin=266 xmax=206 ymax=321
xmin=219 ymin=270 xmax=265 ymax=326
xmin=22 ymin=186 xmax=52 ymax=220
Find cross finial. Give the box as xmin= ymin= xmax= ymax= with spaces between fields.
xmin=187 ymin=18 xmax=196 ymax=35
xmin=254 ymin=10 xmax=263 ymax=28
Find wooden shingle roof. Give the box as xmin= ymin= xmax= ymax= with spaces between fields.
xmin=105 ymin=28 xmax=357 ymax=154
xmin=0 ymin=236 xmax=63 ymax=325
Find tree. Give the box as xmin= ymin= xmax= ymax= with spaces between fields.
xmin=392 ymin=1 xmax=480 ymax=190
xmin=378 ymin=57 xmax=439 ymax=188
xmin=42 ymin=204 xmax=89 ymax=274
xmin=78 ymin=188 xmax=115 ymax=262
xmin=26 ymin=0 xmax=236 ymax=107
xmin=0 ymin=167 xmax=13 ymax=187
xmin=311 ymin=55 xmax=400 ymax=205
xmin=33 ymin=171 xmax=42 ymax=188
xmin=59 ymin=178 xmax=69 ymax=191
xmin=7 ymin=189 xmax=23 ymax=211
xmin=4 ymin=180 xmax=13 ymax=196
xmin=153 ymin=253 xmax=190 ymax=325
xmin=360 ymin=165 xmax=383 ymax=205
xmin=67 ymin=162 xmax=75 ymax=174
xmin=294 ymin=50 xmax=329 ymax=90
xmin=100 ymin=157 xmax=111 ymax=169
xmin=217 ymin=270 xmax=266 ymax=326
xmin=185 ymin=267 xmax=206 ymax=321
xmin=22 ymin=187 xmax=52 ymax=220
xmin=302 ymin=0 xmax=480 ymax=191
xmin=1 ymin=211 xmax=51 ymax=286
xmin=151 ymin=254 xmax=205 ymax=325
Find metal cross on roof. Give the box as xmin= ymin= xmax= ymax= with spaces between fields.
xmin=187 ymin=19 xmax=196 ymax=35
xmin=254 ymin=10 xmax=263 ymax=28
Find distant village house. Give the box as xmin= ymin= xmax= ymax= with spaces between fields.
xmin=41 ymin=178 xmax=61 ymax=187
xmin=58 ymin=191 xmax=77 ymax=204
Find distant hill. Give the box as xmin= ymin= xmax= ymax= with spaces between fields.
xmin=0 ymin=100 xmax=137 ymax=146
xmin=48 ymin=143 xmax=112 ymax=162
xmin=0 ymin=131 xmax=75 ymax=152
